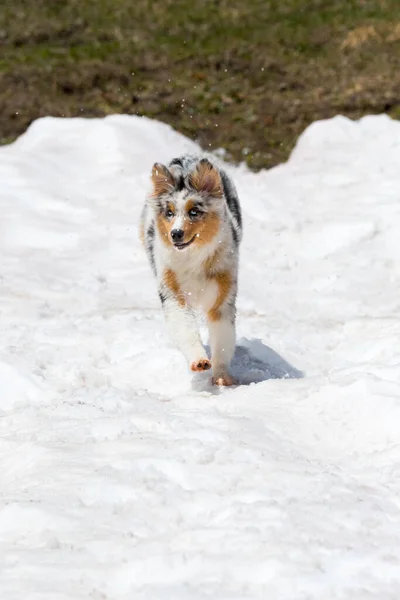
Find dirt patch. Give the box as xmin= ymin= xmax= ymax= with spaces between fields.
xmin=1 ymin=0 xmax=400 ymax=169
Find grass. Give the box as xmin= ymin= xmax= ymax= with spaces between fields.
xmin=1 ymin=0 xmax=400 ymax=169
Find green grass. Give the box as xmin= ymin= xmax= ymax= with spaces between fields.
xmin=1 ymin=0 xmax=400 ymax=168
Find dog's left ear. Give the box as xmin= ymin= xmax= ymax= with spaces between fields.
xmin=189 ymin=159 xmax=223 ymax=198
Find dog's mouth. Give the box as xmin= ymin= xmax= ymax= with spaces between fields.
xmin=173 ymin=236 xmax=196 ymax=250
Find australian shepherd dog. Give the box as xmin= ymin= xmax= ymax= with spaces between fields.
xmin=140 ymin=155 xmax=242 ymax=386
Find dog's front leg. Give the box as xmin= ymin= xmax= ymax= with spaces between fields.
xmin=162 ymin=296 xmax=211 ymax=373
xmin=208 ymin=304 xmax=237 ymax=386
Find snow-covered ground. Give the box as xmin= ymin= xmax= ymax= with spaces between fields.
xmin=1 ymin=113 xmax=400 ymax=599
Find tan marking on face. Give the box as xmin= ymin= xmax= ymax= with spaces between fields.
xmin=185 ymin=199 xmax=197 ymax=213
xmin=151 ymin=163 xmax=175 ymax=197
xmin=189 ymin=161 xmax=223 ymax=198
xmin=156 ymin=212 xmax=171 ymax=245
xmin=188 ymin=211 xmax=220 ymax=247
xmin=164 ymin=268 xmax=185 ymax=307
xmin=207 ymin=270 xmax=232 ymax=321
xmin=167 ymin=202 xmax=176 ymax=214
xmin=156 ymin=203 xmax=176 ymax=246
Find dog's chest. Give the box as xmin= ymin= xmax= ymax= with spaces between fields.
xmin=176 ymin=269 xmax=218 ymax=312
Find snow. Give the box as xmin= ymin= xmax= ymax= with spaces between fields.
xmin=1 ymin=113 xmax=400 ymax=599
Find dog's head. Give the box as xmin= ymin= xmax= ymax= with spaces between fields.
xmin=149 ymin=158 xmax=224 ymax=251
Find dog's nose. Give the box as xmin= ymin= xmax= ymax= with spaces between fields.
xmin=171 ymin=229 xmax=184 ymax=242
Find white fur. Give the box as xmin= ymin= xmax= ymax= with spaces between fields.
xmin=172 ymin=215 xmax=184 ymax=231
xmin=163 ymin=298 xmax=207 ymax=365
xmin=208 ymin=317 xmax=236 ymax=378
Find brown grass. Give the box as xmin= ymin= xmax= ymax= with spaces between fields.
xmin=2 ymin=1 xmax=400 ymax=169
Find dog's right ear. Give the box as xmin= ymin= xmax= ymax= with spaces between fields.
xmin=188 ymin=159 xmax=223 ymax=198
xmin=151 ymin=163 xmax=175 ymax=198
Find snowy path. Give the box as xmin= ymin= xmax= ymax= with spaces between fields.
xmin=1 ymin=114 xmax=400 ymax=599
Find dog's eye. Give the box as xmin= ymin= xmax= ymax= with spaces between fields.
xmin=188 ymin=208 xmax=201 ymax=219
xmin=165 ymin=209 xmax=174 ymax=219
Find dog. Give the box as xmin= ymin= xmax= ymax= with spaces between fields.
xmin=140 ymin=155 xmax=242 ymax=386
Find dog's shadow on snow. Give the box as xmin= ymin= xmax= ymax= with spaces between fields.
xmin=191 ymin=337 xmax=304 ymax=393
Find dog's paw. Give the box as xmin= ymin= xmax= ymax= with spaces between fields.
xmin=191 ymin=359 xmax=212 ymax=372
xmin=212 ymin=373 xmax=237 ymax=387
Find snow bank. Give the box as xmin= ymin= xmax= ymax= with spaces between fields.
xmin=1 ymin=114 xmax=400 ymax=599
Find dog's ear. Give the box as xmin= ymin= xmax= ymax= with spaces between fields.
xmin=189 ymin=159 xmax=223 ymax=198
xmin=151 ymin=163 xmax=175 ymax=197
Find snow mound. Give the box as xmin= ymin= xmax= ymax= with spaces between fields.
xmin=1 ymin=114 xmax=400 ymax=599
xmin=0 ymin=360 xmax=46 ymax=413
